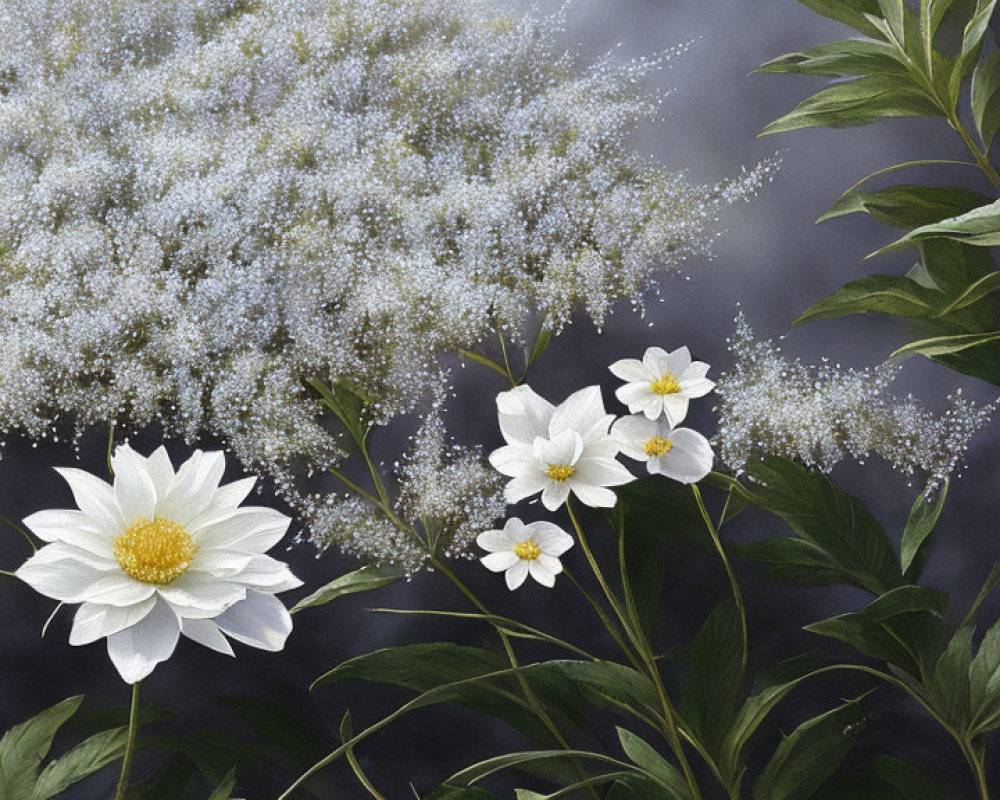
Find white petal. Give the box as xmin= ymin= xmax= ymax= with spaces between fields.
xmin=661 ymin=394 xmax=690 ymax=427
xmin=22 ymin=509 xmax=113 ymax=556
xmin=488 ymin=445 xmax=538 ymax=478
xmin=156 ymin=573 xmax=246 ymax=613
xmin=477 ymin=528 xmax=517 ymax=552
xmin=80 ymin=574 xmax=158 ymax=607
xmin=536 ymin=553 xmax=564 ymax=575
xmin=481 ymin=551 xmax=519 ymax=572
xmin=229 ymin=555 xmax=302 ymax=592
xmin=527 ymin=559 xmax=556 ymax=587
xmin=144 ymin=447 xmax=176 ymax=496
xmin=189 ymin=549 xmax=254 ymax=577
xmin=540 ymin=481 xmax=571 ymax=511
xmin=16 ymin=551 xmax=112 ymax=603
xmin=181 ymin=618 xmax=235 ymax=656
xmin=610 ymin=414 xmax=658 ymax=461
xmin=112 ymin=444 xmax=159 ymax=525
xmin=650 ymin=428 xmax=714 ymax=484
xmin=642 ymin=347 xmax=671 ymax=376
xmin=185 ymin=477 xmax=258 ymax=531
xmin=70 ymin=597 xmax=157 ymax=646
xmin=533 ymin=430 xmax=583 ymax=467
xmin=549 ymin=386 xmax=609 ymax=440
xmin=527 ymin=522 xmax=574 ymax=555
xmin=679 ymin=376 xmax=715 ymax=399
xmin=194 ymin=507 xmax=291 ymax=553
xmin=497 ymin=386 xmax=554 ymax=446
xmin=683 ymin=361 xmax=711 ymax=381
xmin=156 ymin=450 xmax=227 ymax=526
xmin=503 ymin=474 xmax=548 ymax=504
xmin=569 ymin=483 xmax=619 ymax=508
xmin=665 ymin=346 xmax=692 ymax=376
xmin=572 ymin=456 xmax=635 ymax=487
xmin=106 ymin=598 xmax=181 ymax=683
xmin=505 ymin=560 xmax=529 ymax=590
xmin=609 ymin=358 xmax=652 ymax=383
xmin=214 ymin=589 xmax=292 ymax=652
xmin=55 ymin=468 xmax=124 ymax=536
xmin=616 ymin=383 xmax=653 ymax=414
xmin=23 ymin=541 xmax=117 ymax=572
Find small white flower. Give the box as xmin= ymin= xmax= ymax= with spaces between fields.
xmin=477 ymin=518 xmax=574 ymax=590
xmin=611 ymin=414 xmax=714 ymax=484
xmin=489 ymin=386 xmax=634 ymax=511
xmin=16 ymin=444 xmax=302 ymax=684
xmin=609 ymin=346 xmax=714 ymax=425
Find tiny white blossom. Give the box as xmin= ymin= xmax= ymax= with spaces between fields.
xmin=477 ymin=517 xmax=573 ymax=590
xmin=489 ymin=386 xmax=634 ymax=511
xmin=611 ymin=414 xmax=714 ymax=484
xmin=16 ymin=444 xmax=301 ymax=684
xmin=610 ymin=346 xmax=714 ymax=425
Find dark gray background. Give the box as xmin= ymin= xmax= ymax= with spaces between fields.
xmin=1 ymin=1 xmax=998 ymax=797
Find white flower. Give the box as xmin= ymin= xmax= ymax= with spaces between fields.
xmin=489 ymin=386 xmax=634 ymax=511
xmin=611 ymin=414 xmax=714 ymax=484
xmin=15 ymin=444 xmax=302 ymax=684
xmin=477 ymin=518 xmax=574 ymax=590
xmin=609 ymin=346 xmax=714 ymax=425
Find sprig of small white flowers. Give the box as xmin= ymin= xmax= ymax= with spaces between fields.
xmin=479 ymin=344 xmax=715 ymax=590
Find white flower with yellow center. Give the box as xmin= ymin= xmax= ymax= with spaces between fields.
xmin=15 ymin=444 xmax=302 ymax=684
xmin=611 ymin=414 xmax=714 ymax=484
xmin=489 ymin=385 xmax=634 ymax=511
xmin=610 ymin=346 xmax=714 ymax=425
xmin=477 ymin=518 xmax=574 ymax=590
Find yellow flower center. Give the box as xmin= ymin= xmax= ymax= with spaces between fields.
xmin=513 ymin=540 xmax=541 ymax=560
xmin=113 ymin=517 xmax=198 ymax=585
xmin=644 ymin=436 xmax=674 ymax=457
xmin=545 ymin=463 xmax=575 ymax=482
xmin=650 ymin=373 xmax=680 ymax=395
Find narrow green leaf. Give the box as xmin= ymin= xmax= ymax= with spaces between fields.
xmin=761 ymin=75 xmax=941 ymax=136
xmin=793 ymin=275 xmax=940 ymax=326
xmin=457 ymin=349 xmax=511 ymax=379
xmin=868 ymin=754 xmax=947 ymax=798
xmin=877 ymin=0 xmax=906 ymax=41
xmin=757 ymin=40 xmax=906 ymax=76
xmin=860 ymin=585 xmax=950 ymax=623
xmin=740 ymin=458 xmax=902 ymax=595
xmin=424 ymin=787 xmax=501 ymax=800
xmin=929 ymin=625 xmax=974 ymax=727
xmin=526 ymin=326 xmax=554 ymax=370
xmin=797 ymin=0 xmax=887 ymax=38
xmin=206 ymin=767 xmax=237 ymax=800
xmin=291 ymin=564 xmax=404 ymax=613
xmin=928 ymin=0 xmax=958 ymax=37
xmin=954 ymin=0 xmax=998 ymax=85
xmin=753 ymin=695 xmax=871 ymax=800
xmin=890 ymin=330 xmax=1000 ymax=359
xmin=447 ymin=749 xmax=635 ymax=787
xmin=972 ymin=51 xmax=1000 ymax=148
xmin=734 ymin=538 xmax=860 ymax=588
xmin=0 ymin=696 xmax=84 ymax=800
xmin=306 ymin=377 xmax=369 ymax=446
xmin=616 ymin=728 xmax=691 ymax=798
xmin=900 ymin=482 xmax=949 ymax=575
xmin=934 ymin=270 xmax=1000 ymax=316
xmin=876 ymin=199 xmax=1000 ymax=253
xmin=970 ymin=620 xmax=1000 ymax=713
xmin=33 ymin=727 xmax=127 ymax=800
xmin=806 ymin=614 xmax=920 ymax=674
xmin=818 ymin=184 xmax=990 ymax=228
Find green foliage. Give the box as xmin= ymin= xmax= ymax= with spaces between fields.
xmin=900 ymin=480 xmax=948 ymax=578
xmin=291 ymin=564 xmax=404 ymax=612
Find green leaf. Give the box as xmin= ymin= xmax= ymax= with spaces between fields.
xmin=972 ymin=51 xmax=1000 ymax=148
xmin=890 ymin=330 xmax=1000 ymax=358
xmin=425 ymin=788 xmax=501 ymax=800
xmin=761 ymin=75 xmax=942 ymax=136
xmin=291 ymin=564 xmax=404 ymax=613
xmin=868 ymin=754 xmax=947 ymax=798
xmin=818 ymin=184 xmax=991 ymax=228
xmin=740 ymin=458 xmax=902 ymax=595
xmin=306 ymin=377 xmax=369 ymax=447
xmin=970 ymin=620 xmax=1000 ymax=713
xmin=206 ymin=767 xmax=237 ymax=800
xmin=734 ymin=538 xmax=856 ymax=587
xmin=900 ymin=481 xmax=949 ymax=576
xmin=526 ymin=326 xmax=554 ymax=371
xmin=797 ymin=0 xmax=887 ymax=38
xmin=447 ymin=749 xmax=635 ymax=787
xmin=616 ymin=728 xmax=691 ymax=798
xmin=951 ymin=0 xmax=999 ymax=91
xmin=933 ymin=270 xmax=1000 ymax=316
xmin=876 ymin=199 xmax=1000 ymax=252
xmin=793 ymin=275 xmax=941 ymax=326
xmin=679 ymin=602 xmax=745 ymax=759
xmin=0 ymin=695 xmax=84 ymax=800
xmin=33 ymin=727 xmax=127 ymax=800
xmin=806 ymin=613 xmax=921 ymax=674
xmin=757 ymin=40 xmax=906 ymax=76
xmin=928 ymin=625 xmax=974 ymax=727
xmin=753 ymin=695 xmax=871 ymax=800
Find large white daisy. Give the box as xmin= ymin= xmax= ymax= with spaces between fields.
xmin=611 ymin=414 xmax=714 ymax=484
xmin=609 ymin=346 xmax=714 ymax=425
xmin=489 ymin=385 xmax=634 ymax=511
xmin=16 ymin=444 xmax=302 ymax=684
xmin=477 ymin=518 xmax=574 ymax=590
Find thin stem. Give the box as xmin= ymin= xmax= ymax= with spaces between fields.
xmin=691 ymin=484 xmax=748 ymax=671
xmin=0 ymin=513 xmax=37 ymax=553
xmin=960 ymin=737 xmax=990 ymax=800
xmin=562 ymin=567 xmax=644 ymax=671
xmin=565 ymin=502 xmax=704 ymax=800
xmin=106 ymin=421 xmax=116 ymax=476
xmin=345 ymin=743 xmax=387 ymax=800
xmin=0 ymin=569 xmax=16 ymax=578
xmin=114 ymin=681 xmax=142 ymax=800
xmin=496 ymin=330 xmax=517 ymax=387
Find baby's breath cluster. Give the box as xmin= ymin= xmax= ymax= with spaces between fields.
xmin=0 ymin=0 xmax=769 ymax=494
xmin=714 ymin=315 xmax=994 ymax=492
xmin=307 ymin=414 xmax=505 ymax=573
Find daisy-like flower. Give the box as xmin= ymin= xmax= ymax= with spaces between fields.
xmin=489 ymin=386 xmax=634 ymax=511
xmin=610 ymin=346 xmax=714 ymax=425
xmin=611 ymin=414 xmax=714 ymax=484
xmin=477 ymin=518 xmax=574 ymax=590
xmin=16 ymin=444 xmax=302 ymax=684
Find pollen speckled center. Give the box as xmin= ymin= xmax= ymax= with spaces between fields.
xmin=650 ymin=373 xmax=680 ymax=395
xmin=513 ymin=540 xmax=541 ymax=560
xmin=644 ymin=436 xmax=674 ymax=457
xmin=113 ymin=517 xmax=197 ymax=585
xmin=545 ymin=464 xmax=575 ymax=482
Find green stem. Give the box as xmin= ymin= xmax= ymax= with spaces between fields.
xmin=496 ymin=329 xmax=517 ymax=387
xmin=0 ymin=513 xmax=37 ymax=553
xmin=114 ymin=681 xmax=141 ymax=800
xmin=0 ymin=569 xmax=16 ymax=578
xmin=691 ymin=484 xmax=748 ymax=671
xmin=563 ymin=567 xmax=644 ymax=672
xmin=565 ymin=502 xmax=704 ymax=800
xmin=106 ymin=421 xmax=116 ymax=477
xmin=960 ymin=736 xmax=990 ymax=800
